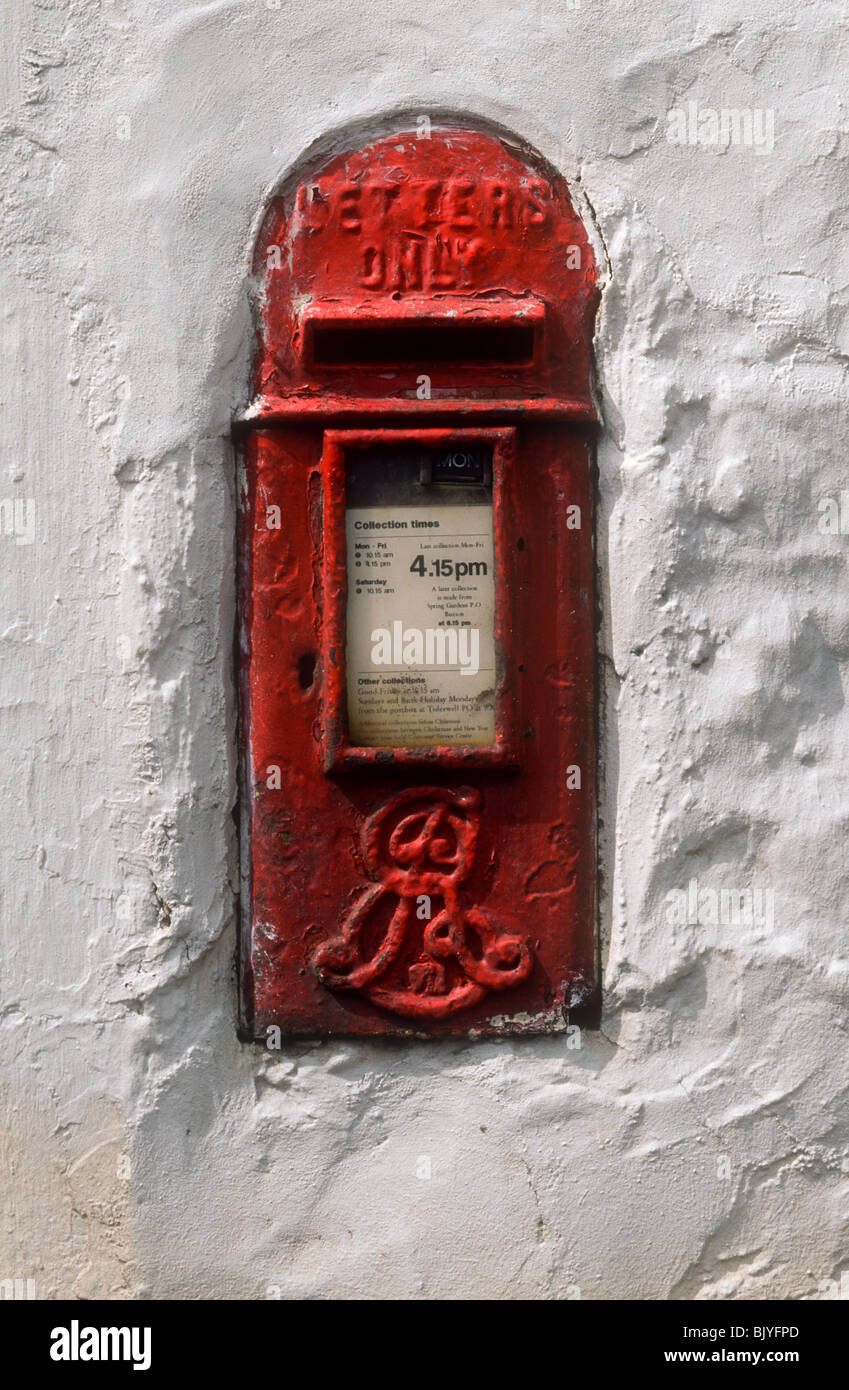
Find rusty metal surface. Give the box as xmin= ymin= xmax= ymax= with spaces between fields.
xmin=239 ymin=123 xmax=599 ymax=1037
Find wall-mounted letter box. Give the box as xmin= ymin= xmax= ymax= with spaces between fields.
xmin=237 ymin=122 xmax=599 ymax=1037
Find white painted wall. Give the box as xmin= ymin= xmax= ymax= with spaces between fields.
xmin=2 ymin=0 xmax=848 ymax=1300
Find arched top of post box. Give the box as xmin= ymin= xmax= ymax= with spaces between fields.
xmin=244 ymin=121 xmax=599 ymax=422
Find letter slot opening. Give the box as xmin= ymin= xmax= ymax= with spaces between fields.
xmin=299 ymin=299 xmax=545 ymax=369
xmin=312 ymin=321 xmax=535 ymax=366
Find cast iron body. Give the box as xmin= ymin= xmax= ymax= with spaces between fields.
xmin=238 ymin=123 xmax=599 ymax=1037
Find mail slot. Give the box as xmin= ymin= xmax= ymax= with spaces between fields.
xmin=237 ymin=122 xmax=599 ymax=1037
xmin=300 ymin=300 xmax=545 ymax=367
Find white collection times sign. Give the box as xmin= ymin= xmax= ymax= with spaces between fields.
xmin=345 ymin=502 xmax=496 ymax=747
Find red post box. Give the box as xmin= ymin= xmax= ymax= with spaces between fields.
xmin=237 ymin=121 xmax=599 ymax=1037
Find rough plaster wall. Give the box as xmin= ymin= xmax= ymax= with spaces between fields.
xmin=1 ymin=0 xmax=848 ymax=1300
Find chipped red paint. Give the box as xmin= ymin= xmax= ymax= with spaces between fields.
xmin=239 ymin=122 xmax=599 ymax=1037
xmin=312 ymin=785 xmax=533 ymax=1018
